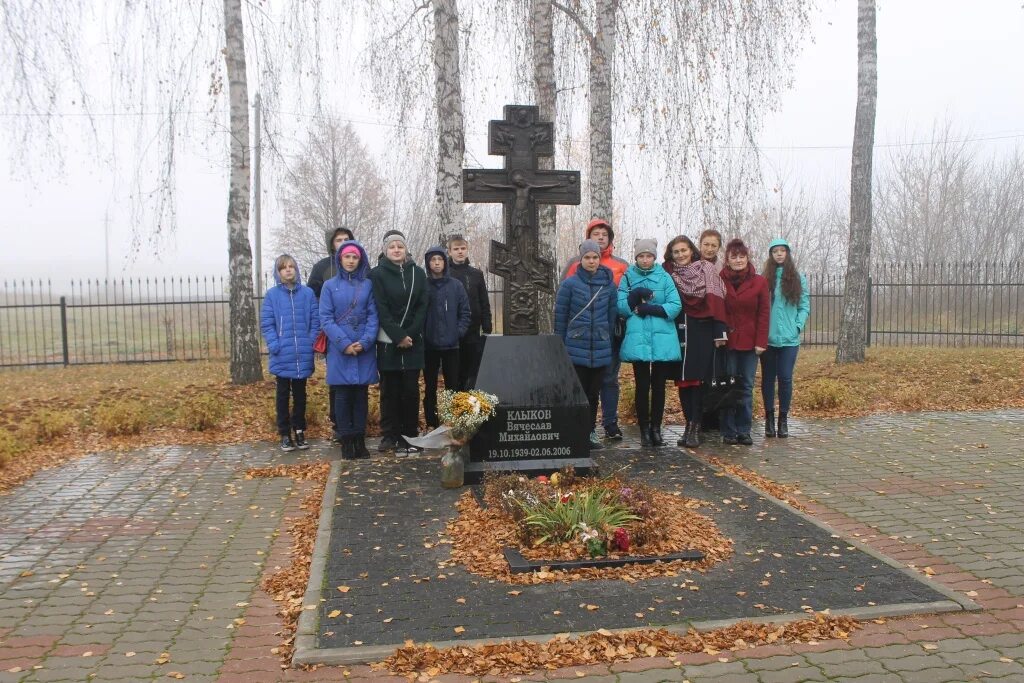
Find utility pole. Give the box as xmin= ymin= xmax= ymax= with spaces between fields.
xmin=253 ymin=91 xmax=263 ymax=295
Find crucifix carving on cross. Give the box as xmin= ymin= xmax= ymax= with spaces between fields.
xmin=463 ymin=105 xmax=581 ymax=335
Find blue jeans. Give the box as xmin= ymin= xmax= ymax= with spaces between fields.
xmin=333 ymin=384 xmax=369 ymax=437
xmin=760 ymin=345 xmax=799 ymax=414
xmin=722 ymin=350 xmax=758 ymax=439
xmin=600 ymin=354 xmax=622 ymax=431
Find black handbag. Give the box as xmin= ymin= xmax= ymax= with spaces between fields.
xmin=703 ymin=349 xmax=745 ymax=414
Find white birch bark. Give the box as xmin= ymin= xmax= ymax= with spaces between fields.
xmin=589 ymin=0 xmax=616 ymax=221
xmin=533 ymin=0 xmax=557 ymax=332
xmin=223 ymin=0 xmax=263 ymax=384
xmin=836 ymin=0 xmax=878 ymax=364
xmin=432 ymin=0 xmax=466 ymax=238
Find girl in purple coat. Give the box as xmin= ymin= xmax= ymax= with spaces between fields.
xmin=320 ymin=241 xmax=379 ymax=459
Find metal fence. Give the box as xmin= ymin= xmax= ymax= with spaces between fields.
xmin=1 ymin=262 xmax=1021 ymax=368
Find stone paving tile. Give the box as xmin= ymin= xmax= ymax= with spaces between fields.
xmin=2 ymin=411 xmax=1024 ymax=682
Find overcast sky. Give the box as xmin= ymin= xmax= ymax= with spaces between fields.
xmin=1 ymin=0 xmax=1022 ymax=283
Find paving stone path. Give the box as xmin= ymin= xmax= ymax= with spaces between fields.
xmin=0 ymin=410 xmax=1022 ymax=682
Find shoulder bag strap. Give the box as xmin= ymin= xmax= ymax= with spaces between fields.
xmin=568 ymin=286 xmax=604 ymax=326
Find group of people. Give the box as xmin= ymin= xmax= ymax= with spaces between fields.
xmin=260 ymin=227 xmax=491 ymax=458
xmin=554 ymin=220 xmax=809 ymax=450
xmin=259 ymin=217 xmax=809 ymax=459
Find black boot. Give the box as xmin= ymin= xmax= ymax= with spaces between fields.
xmin=355 ymin=434 xmax=370 ymax=459
xmin=696 ymin=423 xmax=705 ymax=444
xmin=684 ymin=422 xmax=700 ymax=449
xmin=639 ymin=423 xmax=652 ymax=447
xmin=778 ymin=412 xmax=789 ymax=438
xmin=650 ymin=425 xmax=664 ymax=447
xmin=765 ymin=410 xmax=776 ymax=438
xmin=340 ymin=436 xmax=356 ymax=460
xmin=677 ymin=423 xmax=691 ymax=447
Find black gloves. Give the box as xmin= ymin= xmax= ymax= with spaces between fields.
xmin=627 ymin=287 xmax=654 ymax=311
xmin=635 ymin=303 xmax=667 ymax=318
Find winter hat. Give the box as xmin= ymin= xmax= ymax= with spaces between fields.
xmin=382 ymin=229 xmax=406 ymax=249
xmin=587 ymin=217 xmax=614 ymax=243
xmin=725 ymin=238 xmax=749 ymax=257
xmin=768 ymin=238 xmax=791 ymax=254
xmin=579 ymin=239 xmax=602 ymax=258
xmin=633 ymin=238 xmax=658 ymax=259
xmin=340 ymin=244 xmax=361 ymax=258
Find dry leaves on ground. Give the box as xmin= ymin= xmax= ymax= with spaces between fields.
xmin=247 ymin=461 xmax=330 ymax=665
xmin=375 ymin=613 xmax=860 ymax=676
xmin=699 ymin=455 xmax=807 ymax=511
xmin=446 ymin=490 xmax=733 ymax=584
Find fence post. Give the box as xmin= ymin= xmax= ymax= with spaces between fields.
xmin=865 ymin=275 xmax=873 ymax=347
xmin=60 ymin=296 xmax=70 ymax=366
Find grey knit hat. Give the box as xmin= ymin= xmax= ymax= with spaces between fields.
xmin=579 ymin=239 xmax=602 ymax=258
xmin=382 ymin=229 xmax=406 ymax=248
xmin=634 ymin=238 xmax=658 ymax=258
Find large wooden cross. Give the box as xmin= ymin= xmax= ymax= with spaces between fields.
xmin=462 ymin=105 xmax=581 ymax=335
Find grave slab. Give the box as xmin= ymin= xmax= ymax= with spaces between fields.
xmin=295 ymin=448 xmax=972 ymax=666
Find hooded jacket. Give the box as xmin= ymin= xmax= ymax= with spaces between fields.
xmin=370 ymin=252 xmax=429 ymax=371
xmin=447 ymin=255 xmax=492 ymax=337
xmin=307 ymin=226 xmax=355 ymax=299
xmin=720 ymin=263 xmax=770 ymax=352
xmin=424 ymin=246 xmax=471 ymax=351
xmin=560 ymin=220 xmax=629 ymax=286
xmin=766 ymin=238 xmax=811 ymax=347
xmin=617 ymin=263 xmax=682 ymax=362
xmin=554 ymin=263 xmax=617 ymax=368
xmin=260 ymin=260 xmax=319 ymax=379
xmin=319 ymin=241 xmax=379 ymax=386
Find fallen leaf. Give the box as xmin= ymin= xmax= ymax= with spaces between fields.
xmin=337 ymin=585 xmax=351 ymax=593
xmin=328 ymin=610 xmax=341 ymax=618
xmin=454 ymin=626 xmax=466 ymax=634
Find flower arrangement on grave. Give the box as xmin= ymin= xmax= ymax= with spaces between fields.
xmin=489 ymin=467 xmax=664 ymax=558
xmin=437 ymin=389 xmax=499 ymax=443
xmin=405 ymin=389 xmax=499 ymax=489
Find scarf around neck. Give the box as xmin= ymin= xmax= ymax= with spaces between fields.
xmin=671 ymin=260 xmax=725 ymax=301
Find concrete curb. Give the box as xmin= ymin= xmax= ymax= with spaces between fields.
xmin=292 ymin=458 xmax=342 ymax=668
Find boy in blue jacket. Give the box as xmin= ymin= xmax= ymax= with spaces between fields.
xmin=260 ymin=254 xmax=320 ymax=451
xmin=422 ymin=246 xmax=471 ymax=429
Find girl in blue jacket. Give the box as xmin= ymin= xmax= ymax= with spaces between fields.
xmin=260 ymin=254 xmax=320 ymax=451
xmin=760 ymin=238 xmax=810 ymax=438
xmin=554 ymin=240 xmax=618 ymax=451
xmin=618 ymin=238 xmax=682 ymax=447
xmin=320 ymin=242 xmax=379 ymax=459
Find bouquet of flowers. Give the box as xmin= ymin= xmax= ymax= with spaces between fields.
xmin=403 ymin=389 xmax=499 ymax=450
xmin=437 ymin=389 xmax=499 ymax=443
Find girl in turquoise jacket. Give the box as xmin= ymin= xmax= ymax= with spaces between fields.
xmin=617 ymin=239 xmax=682 ymax=447
xmin=760 ymin=238 xmax=810 ymax=438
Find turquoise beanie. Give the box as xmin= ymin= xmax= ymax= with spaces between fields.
xmin=768 ymin=238 xmax=791 ymax=253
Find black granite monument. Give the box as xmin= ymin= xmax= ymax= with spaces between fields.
xmin=461 ymin=105 xmax=593 ymax=483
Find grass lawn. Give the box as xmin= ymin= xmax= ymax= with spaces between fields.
xmin=1 ymin=346 xmax=1022 ymax=492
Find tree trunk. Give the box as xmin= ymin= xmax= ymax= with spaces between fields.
xmin=433 ymin=0 xmax=466 ymax=238
xmin=533 ymin=0 xmax=557 ymax=333
xmin=223 ymin=0 xmax=262 ymax=384
xmin=589 ymin=0 xmax=616 ymax=221
xmin=836 ymin=0 xmax=878 ymax=364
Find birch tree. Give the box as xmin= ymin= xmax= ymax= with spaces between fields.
xmin=836 ymin=0 xmax=878 ymax=364
xmin=222 ymin=0 xmax=261 ymax=383
xmin=364 ymin=1 xmax=474 ymax=240
xmin=532 ymin=0 xmax=558 ymax=330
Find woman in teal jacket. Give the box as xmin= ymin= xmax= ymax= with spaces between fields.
xmin=618 ymin=238 xmax=682 ymax=447
xmin=760 ymin=238 xmax=810 ymax=438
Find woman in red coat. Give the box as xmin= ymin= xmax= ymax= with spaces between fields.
xmin=720 ymin=239 xmax=769 ymax=445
